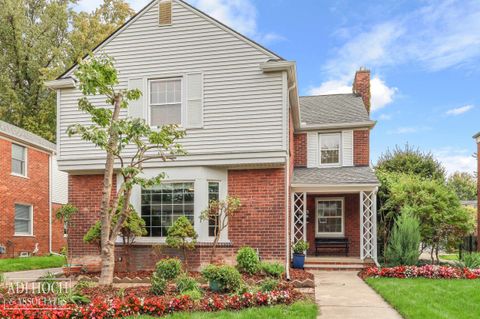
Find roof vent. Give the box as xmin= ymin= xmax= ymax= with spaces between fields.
xmin=159 ymin=0 xmax=172 ymax=26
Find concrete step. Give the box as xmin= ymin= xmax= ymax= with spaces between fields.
xmin=304 ymin=264 xmax=366 ymax=271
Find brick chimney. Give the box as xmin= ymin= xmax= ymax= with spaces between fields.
xmin=353 ymin=68 xmax=371 ymax=114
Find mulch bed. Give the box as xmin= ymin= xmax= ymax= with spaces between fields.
xmin=288 ymin=268 xmax=314 ymax=281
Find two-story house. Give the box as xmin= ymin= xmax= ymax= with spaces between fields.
xmin=46 ymin=0 xmax=379 ymax=272
xmin=0 ymin=121 xmax=68 ymax=258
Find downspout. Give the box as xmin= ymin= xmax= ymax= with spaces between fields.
xmin=48 ymin=154 xmax=53 ymax=254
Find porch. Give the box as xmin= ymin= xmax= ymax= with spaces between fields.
xmin=291 ymin=167 xmax=380 ymax=265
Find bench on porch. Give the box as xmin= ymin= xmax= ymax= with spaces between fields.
xmin=315 ymin=237 xmax=349 ymax=256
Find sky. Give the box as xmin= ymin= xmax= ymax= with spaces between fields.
xmin=75 ymin=0 xmax=480 ymax=175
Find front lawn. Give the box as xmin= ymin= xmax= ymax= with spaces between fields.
xmin=0 ymin=255 xmax=64 ymax=272
xmin=366 ymin=278 xmax=480 ymax=319
xmin=439 ymin=254 xmax=459 ymax=261
xmin=127 ymin=301 xmax=317 ymax=319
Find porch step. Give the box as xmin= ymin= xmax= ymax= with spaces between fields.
xmin=304 ymin=264 xmax=366 ymax=271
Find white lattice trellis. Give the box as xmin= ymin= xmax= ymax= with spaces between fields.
xmin=360 ymin=191 xmax=377 ymax=261
xmin=291 ymin=192 xmax=307 ymax=248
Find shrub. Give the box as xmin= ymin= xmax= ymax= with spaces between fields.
xmin=260 ymin=261 xmax=284 ymax=278
xmin=166 ymin=216 xmax=198 ymax=269
xmin=259 ymin=278 xmax=279 ymax=292
xmin=459 ymin=253 xmax=480 ymax=269
xmin=175 ymin=274 xmax=199 ymax=293
xmin=155 ymin=258 xmax=182 ymax=280
xmin=202 ymin=264 xmax=242 ymax=292
xmin=181 ymin=289 xmax=203 ymax=301
xmin=384 ymin=209 xmax=421 ymax=266
xmin=236 ymin=247 xmax=260 ymax=275
xmin=292 ymin=240 xmax=309 ymax=254
xmin=150 ymin=273 xmax=167 ymax=296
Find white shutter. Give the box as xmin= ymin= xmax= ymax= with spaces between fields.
xmin=186 ymin=73 xmax=203 ymax=128
xmin=128 ymin=78 xmax=145 ymax=119
xmin=342 ymin=130 xmax=353 ymax=166
xmin=307 ymin=132 xmax=318 ymax=168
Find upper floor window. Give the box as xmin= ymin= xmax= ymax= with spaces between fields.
xmin=12 ymin=144 xmax=27 ymax=176
xmin=319 ymin=133 xmax=340 ymax=165
xmin=141 ymin=182 xmax=194 ymax=237
xmin=15 ymin=204 xmax=33 ymax=236
xmin=149 ymin=78 xmax=182 ymax=126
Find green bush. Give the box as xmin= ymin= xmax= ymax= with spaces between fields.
xmin=385 ymin=209 xmax=421 ymax=266
xmin=150 ymin=273 xmax=167 ymax=296
xmin=181 ymin=289 xmax=203 ymax=301
xmin=202 ymin=264 xmax=242 ymax=292
xmin=259 ymin=278 xmax=279 ymax=292
xmin=292 ymin=240 xmax=309 ymax=254
xmin=459 ymin=253 xmax=480 ymax=269
xmin=236 ymin=247 xmax=260 ymax=275
xmin=260 ymin=261 xmax=285 ymax=278
xmin=155 ymin=258 xmax=182 ymax=280
xmin=175 ymin=273 xmax=199 ymax=293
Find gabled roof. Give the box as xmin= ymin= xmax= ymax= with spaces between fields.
xmin=293 ymin=166 xmax=379 ymax=186
xmin=57 ymin=0 xmax=283 ymax=80
xmin=298 ymin=94 xmax=375 ymax=130
xmin=0 ymin=120 xmax=56 ymax=153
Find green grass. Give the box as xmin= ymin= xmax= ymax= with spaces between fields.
xmin=366 ymin=278 xmax=480 ymax=319
xmin=125 ymin=301 xmax=317 ymax=319
xmin=439 ymin=254 xmax=459 ymax=261
xmin=0 ymin=255 xmax=64 ymax=272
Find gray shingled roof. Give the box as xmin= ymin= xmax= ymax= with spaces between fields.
xmin=299 ymin=94 xmax=370 ymax=126
xmin=293 ymin=166 xmax=379 ymax=185
xmin=0 ymin=120 xmax=56 ymax=152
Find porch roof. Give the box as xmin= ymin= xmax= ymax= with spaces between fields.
xmin=292 ymin=166 xmax=379 ymax=187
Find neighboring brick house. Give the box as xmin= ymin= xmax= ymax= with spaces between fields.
xmin=46 ymin=0 xmax=379 ymax=272
xmin=0 ymin=121 xmax=68 ymax=258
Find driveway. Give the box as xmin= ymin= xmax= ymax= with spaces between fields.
xmin=313 ymin=271 xmax=402 ymax=319
xmin=3 ymin=268 xmax=63 ymax=282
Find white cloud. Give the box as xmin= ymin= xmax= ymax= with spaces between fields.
xmin=308 ymin=75 xmax=397 ymax=112
xmin=433 ymin=148 xmax=477 ymax=175
xmin=445 ymin=104 xmax=474 ymax=116
xmin=378 ymin=114 xmax=392 ymax=120
xmin=388 ymin=126 xmax=431 ymax=134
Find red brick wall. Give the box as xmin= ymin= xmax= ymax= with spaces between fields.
xmin=293 ymin=133 xmax=307 ymax=167
xmin=305 ymin=193 xmax=360 ymax=257
xmin=0 ymin=138 xmax=53 ymax=257
xmin=228 ymin=168 xmax=286 ymax=261
xmin=51 ymin=203 xmax=67 ymax=254
xmin=354 ymin=130 xmax=370 ymax=166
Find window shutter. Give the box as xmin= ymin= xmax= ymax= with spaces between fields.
xmin=127 ymin=78 xmax=145 ymax=120
xmin=159 ymin=0 xmax=172 ymax=26
xmin=342 ymin=130 xmax=353 ymax=166
xmin=186 ymin=73 xmax=203 ymax=128
xmin=307 ymin=132 xmax=318 ymax=168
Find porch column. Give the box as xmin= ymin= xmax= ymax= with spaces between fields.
xmin=360 ymin=190 xmax=378 ymax=263
xmin=291 ymin=192 xmax=307 ymax=252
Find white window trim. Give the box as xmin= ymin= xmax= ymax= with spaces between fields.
xmin=207 ymin=180 xmax=221 ymax=238
xmin=315 ymin=197 xmax=344 ymax=237
xmin=11 ymin=143 xmax=28 ymax=178
xmin=14 ymin=203 xmax=34 ymax=236
xmin=318 ymin=132 xmax=342 ymax=167
xmin=147 ymin=77 xmax=184 ymax=128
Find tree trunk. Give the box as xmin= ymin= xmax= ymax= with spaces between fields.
xmin=98 ymin=93 xmax=122 ymax=286
xmin=435 ymin=245 xmax=440 ymax=264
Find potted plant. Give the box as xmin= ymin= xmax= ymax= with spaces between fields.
xmin=55 ymin=204 xmax=82 ymax=276
xmin=292 ymin=240 xmax=309 ymax=269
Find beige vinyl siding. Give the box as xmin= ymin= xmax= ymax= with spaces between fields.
xmin=58 ymin=0 xmax=285 ymax=167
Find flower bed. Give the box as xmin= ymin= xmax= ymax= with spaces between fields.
xmin=0 ymin=289 xmax=298 ymax=318
xmin=361 ymin=265 xmax=480 ymax=279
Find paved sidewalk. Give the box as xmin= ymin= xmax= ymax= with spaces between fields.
xmin=313 ymin=271 xmax=402 ymax=319
xmin=4 ymin=268 xmax=63 ymax=282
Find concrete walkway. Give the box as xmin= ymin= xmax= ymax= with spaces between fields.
xmin=313 ymin=271 xmax=402 ymax=319
xmin=4 ymin=268 xmax=63 ymax=282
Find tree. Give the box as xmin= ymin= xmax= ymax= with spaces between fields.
xmin=165 ymin=216 xmax=197 ymax=269
xmin=68 ymin=54 xmax=185 ymax=285
xmin=200 ymin=196 xmax=241 ymax=262
xmin=447 ymin=172 xmax=477 ymax=201
xmin=384 ymin=208 xmax=421 ymax=266
xmin=383 ymin=174 xmax=475 ymax=263
xmin=55 ymin=203 xmax=78 ymax=266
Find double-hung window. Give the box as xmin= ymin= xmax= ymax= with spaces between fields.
xmin=319 ymin=133 xmax=340 ymax=165
xmin=15 ymin=204 xmax=33 ymax=235
xmin=141 ymin=182 xmax=194 ymax=237
xmin=12 ymin=144 xmax=27 ymax=176
xmin=149 ymin=78 xmax=182 ymax=126
xmin=316 ymin=198 xmax=344 ymax=236
xmin=208 ymin=182 xmax=220 ymax=237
